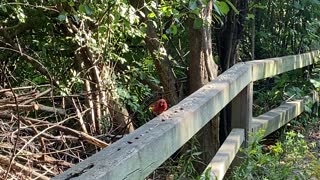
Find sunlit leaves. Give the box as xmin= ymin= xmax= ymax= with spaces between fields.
xmin=147 ymin=12 xmax=156 ymax=18
xmin=15 ymin=6 xmax=26 ymax=23
xmin=215 ymin=1 xmax=230 ymax=16
xmin=214 ymin=0 xmax=238 ymax=16
xmin=310 ymin=79 xmax=320 ymax=89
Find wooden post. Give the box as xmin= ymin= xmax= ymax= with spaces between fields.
xmin=230 ymin=82 xmax=253 ymax=145
xmin=227 ymin=82 xmax=253 ymax=172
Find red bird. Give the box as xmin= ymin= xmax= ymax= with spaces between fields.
xmin=150 ymin=99 xmax=168 ymax=115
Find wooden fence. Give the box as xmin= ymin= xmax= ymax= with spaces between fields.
xmin=54 ymin=50 xmax=320 ymax=180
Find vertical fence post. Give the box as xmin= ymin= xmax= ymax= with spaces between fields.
xmin=230 ymin=82 xmax=253 ymax=145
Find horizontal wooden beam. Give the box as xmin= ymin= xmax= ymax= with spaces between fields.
xmin=202 ymin=128 xmax=244 ymax=180
xmin=251 ymin=100 xmax=304 ymax=137
xmin=249 ymin=50 xmax=319 ymax=81
xmin=54 ymin=64 xmax=252 ymax=180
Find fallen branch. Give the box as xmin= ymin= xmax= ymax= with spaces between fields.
xmin=0 ymin=84 xmax=51 ymax=93
xmin=37 ymin=104 xmax=66 ymax=115
xmin=0 ymin=154 xmax=50 ymax=180
xmin=0 ymin=104 xmax=38 ymax=111
xmin=0 ymin=113 xmax=108 ymax=148
xmin=21 ymin=88 xmax=52 ymax=105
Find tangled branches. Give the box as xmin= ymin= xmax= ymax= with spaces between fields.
xmin=0 ymin=85 xmax=110 ymax=179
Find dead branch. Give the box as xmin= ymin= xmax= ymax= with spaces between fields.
xmin=37 ymin=104 xmax=66 ymax=115
xmin=72 ymin=97 xmax=88 ymax=133
xmin=0 ymin=154 xmax=50 ymax=180
xmin=0 ymin=84 xmax=51 ymax=93
xmin=21 ymin=88 xmax=52 ymax=105
xmin=0 ymin=104 xmax=38 ymax=111
xmin=54 ymin=125 xmax=108 ymax=148
xmin=0 ymin=113 xmax=108 ymax=148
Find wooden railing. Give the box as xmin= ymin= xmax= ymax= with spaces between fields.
xmin=54 ymin=50 xmax=320 ymax=180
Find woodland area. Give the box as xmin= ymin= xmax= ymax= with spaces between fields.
xmin=0 ymin=0 xmax=320 ymax=179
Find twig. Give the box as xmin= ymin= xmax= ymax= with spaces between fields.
xmin=1 ymin=65 xmax=21 ymax=180
xmin=4 ymin=2 xmax=59 ymax=12
xmin=0 ymin=84 xmax=51 ymax=93
xmin=72 ymin=97 xmax=88 ymax=133
xmin=21 ymin=88 xmax=52 ymax=105
xmin=0 ymin=47 xmax=58 ymax=87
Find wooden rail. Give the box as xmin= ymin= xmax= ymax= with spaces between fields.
xmin=54 ymin=50 xmax=320 ymax=180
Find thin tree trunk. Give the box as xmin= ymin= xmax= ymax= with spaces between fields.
xmin=251 ymin=8 xmax=256 ymax=60
xmin=130 ymin=0 xmax=179 ymax=106
xmin=75 ymin=46 xmax=134 ymax=135
xmin=217 ymin=0 xmax=248 ymax=143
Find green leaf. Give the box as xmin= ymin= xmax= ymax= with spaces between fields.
xmin=79 ymin=4 xmax=86 ymax=13
xmin=193 ymin=18 xmax=203 ymax=29
xmin=57 ymin=14 xmax=66 ymax=22
xmin=310 ymin=79 xmax=320 ymax=88
xmin=79 ymin=4 xmax=92 ymax=15
xmin=0 ymin=5 xmax=7 ymax=13
xmin=191 ymin=7 xmax=201 ymax=16
xmin=213 ymin=4 xmax=222 ymax=16
xmin=16 ymin=7 xmax=26 ymax=23
xmin=189 ymin=0 xmax=198 ymax=10
xmin=215 ymin=1 xmax=230 ymax=15
xmin=68 ymin=1 xmax=75 ymax=6
xmin=162 ymin=34 xmax=168 ymax=40
xmin=147 ymin=12 xmax=156 ymax=18
xmin=247 ymin=13 xmax=255 ymax=20
xmin=168 ymin=24 xmax=178 ymax=35
xmin=224 ymin=0 xmax=239 ymax=14
xmin=84 ymin=5 xmax=93 ymax=15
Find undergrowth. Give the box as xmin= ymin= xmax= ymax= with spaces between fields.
xmin=230 ymin=129 xmax=320 ymax=180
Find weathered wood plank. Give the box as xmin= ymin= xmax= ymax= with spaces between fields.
xmin=251 ymin=100 xmax=304 ymax=137
xmin=249 ymin=50 xmax=320 ymax=81
xmin=53 ymin=64 xmax=252 ymax=180
xmin=202 ymin=129 xmax=244 ymax=180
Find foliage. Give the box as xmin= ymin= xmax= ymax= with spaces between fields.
xmin=231 ymin=130 xmax=319 ymax=180
xmin=240 ymin=0 xmax=320 ymax=60
xmin=168 ymin=138 xmax=203 ymax=179
xmin=1 ymin=0 xmax=320 ymax=178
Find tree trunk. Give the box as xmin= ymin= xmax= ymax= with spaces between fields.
xmin=217 ymin=0 xmax=248 ymax=142
xmin=188 ymin=0 xmax=219 ymax=172
xmin=130 ymin=0 xmax=179 ymax=106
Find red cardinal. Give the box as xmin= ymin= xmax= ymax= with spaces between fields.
xmin=150 ymin=99 xmax=168 ymax=115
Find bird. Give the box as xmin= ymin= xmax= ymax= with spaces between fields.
xmin=149 ymin=99 xmax=168 ymax=115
